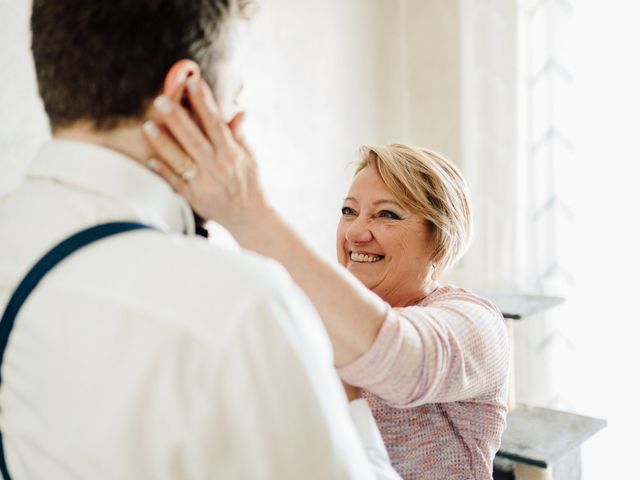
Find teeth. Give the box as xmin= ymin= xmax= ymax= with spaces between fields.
xmin=350 ymin=252 xmax=383 ymax=263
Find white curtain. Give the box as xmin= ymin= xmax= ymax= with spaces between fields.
xmin=459 ymin=1 xmax=640 ymax=478
xmin=459 ymin=0 xmax=562 ymax=408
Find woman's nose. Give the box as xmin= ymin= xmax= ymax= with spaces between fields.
xmin=345 ymin=218 xmax=373 ymax=244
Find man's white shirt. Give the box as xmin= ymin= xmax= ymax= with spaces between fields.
xmin=0 ymin=140 xmax=399 ymax=479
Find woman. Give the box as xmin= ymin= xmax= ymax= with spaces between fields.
xmin=142 ymin=76 xmax=510 ymax=480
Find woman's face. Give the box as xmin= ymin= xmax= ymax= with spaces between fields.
xmin=336 ymin=166 xmax=435 ymax=306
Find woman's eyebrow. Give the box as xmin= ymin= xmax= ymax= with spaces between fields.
xmin=344 ymin=198 xmax=405 ymax=209
xmin=373 ymin=199 xmax=403 ymax=209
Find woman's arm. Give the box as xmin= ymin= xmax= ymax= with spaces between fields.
xmin=338 ymin=294 xmax=511 ymax=406
xmin=142 ymin=78 xmax=387 ymax=366
xmin=231 ymin=210 xmax=388 ymax=366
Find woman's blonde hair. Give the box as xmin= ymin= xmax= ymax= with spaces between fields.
xmin=355 ymin=144 xmax=472 ymax=278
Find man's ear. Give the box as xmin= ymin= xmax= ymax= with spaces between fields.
xmin=163 ymin=59 xmax=201 ymax=104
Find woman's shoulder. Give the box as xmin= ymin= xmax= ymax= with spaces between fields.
xmin=414 ymin=285 xmax=503 ymax=320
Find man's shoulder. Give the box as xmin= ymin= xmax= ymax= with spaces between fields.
xmin=424 ymin=285 xmax=502 ymax=314
xmin=44 ymin=228 xmax=309 ymax=349
xmin=142 ymin=230 xmax=282 ymax=280
xmin=108 ymin=229 xmax=293 ymax=301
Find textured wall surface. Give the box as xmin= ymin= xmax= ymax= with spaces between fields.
xmin=0 ymin=0 xmax=50 ymax=195
xmin=236 ymin=0 xmax=404 ymax=256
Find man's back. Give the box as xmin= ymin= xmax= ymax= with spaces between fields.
xmin=0 ymin=140 xmax=378 ymax=479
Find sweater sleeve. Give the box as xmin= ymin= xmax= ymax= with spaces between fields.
xmin=337 ymin=290 xmax=510 ymax=408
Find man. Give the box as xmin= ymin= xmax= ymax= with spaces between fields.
xmin=0 ymin=1 xmax=399 ymax=478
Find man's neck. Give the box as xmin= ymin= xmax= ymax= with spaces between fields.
xmin=54 ymin=120 xmax=209 ymax=238
xmin=53 ymin=121 xmax=152 ymax=166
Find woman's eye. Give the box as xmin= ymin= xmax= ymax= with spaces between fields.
xmin=379 ymin=210 xmax=401 ymax=220
xmin=341 ymin=206 xmax=355 ymax=216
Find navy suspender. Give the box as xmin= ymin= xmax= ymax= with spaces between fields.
xmin=0 ymin=222 xmax=153 ymax=479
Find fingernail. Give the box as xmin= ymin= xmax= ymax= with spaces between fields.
xmin=147 ymin=158 xmax=161 ymax=172
xmin=142 ymin=120 xmax=159 ymax=137
xmin=154 ymin=95 xmax=173 ymax=114
xmin=186 ymin=76 xmax=199 ymax=93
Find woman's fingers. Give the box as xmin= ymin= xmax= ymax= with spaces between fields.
xmin=185 ymin=77 xmax=234 ymax=148
xmin=140 ymin=80 xmax=270 ymax=226
xmin=228 ymin=111 xmax=258 ymax=172
xmin=152 ymin=95 xmax=214 ymax=168
xmin=146 ymin=157 xmax=187 ymax=197
xmin=229 ymin=112 xmax=255 ymax=160
xmin=228 ymin=111 xmax=247 ymax=148
xmin=142 ymin=120 xmax=196 ymax=179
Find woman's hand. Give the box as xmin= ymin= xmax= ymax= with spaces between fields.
xmin=142 ymin=77 xmax=272 ymax=232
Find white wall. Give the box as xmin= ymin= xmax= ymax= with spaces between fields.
xmin=238 ymin=0 xmax=406 ymax=256
xmin=0 ymin=0 xmax=49 ymax=195
xmin=402 ymin=0 xmax=462 ymax=162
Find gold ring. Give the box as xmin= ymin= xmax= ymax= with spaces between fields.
xmin=181 ymin=164 xmax=198 ymax=182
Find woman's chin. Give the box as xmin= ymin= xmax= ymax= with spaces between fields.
xmin=347 ymin=267 xmax=377 ymax=288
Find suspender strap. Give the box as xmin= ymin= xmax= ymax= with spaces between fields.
xmin=0 ymin=221 xmax=154 ymax=479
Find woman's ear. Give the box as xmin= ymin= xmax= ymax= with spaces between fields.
xmin=163 ymin=59 xmax=201 ymax=104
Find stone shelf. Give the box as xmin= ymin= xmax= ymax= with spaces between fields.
xmin=496 ymin=404 xmax=607 ymax=469
xmin=477 ymin=292 xmax=565 ymax=320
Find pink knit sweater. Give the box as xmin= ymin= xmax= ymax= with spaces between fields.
xmin=338 ymin=286 xmax=510 ymax=480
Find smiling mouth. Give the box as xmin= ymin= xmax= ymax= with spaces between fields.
xmin=349 ymin=252 xmax=384 ymax=263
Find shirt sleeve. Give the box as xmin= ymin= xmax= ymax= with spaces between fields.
xmin=189 ymin=264 xmax=401 ymax=480
xmin=348 ymin=399 xmax=400 ymax=479
xmin=338 ymin=292 xmax=510 ymax=407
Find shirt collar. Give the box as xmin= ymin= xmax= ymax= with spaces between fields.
xmin=26 ymin=139 xmax=195 ymax=235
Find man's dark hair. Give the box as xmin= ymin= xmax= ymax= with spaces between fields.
xmin=31 ymin=0 xmax=249 ymax=131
